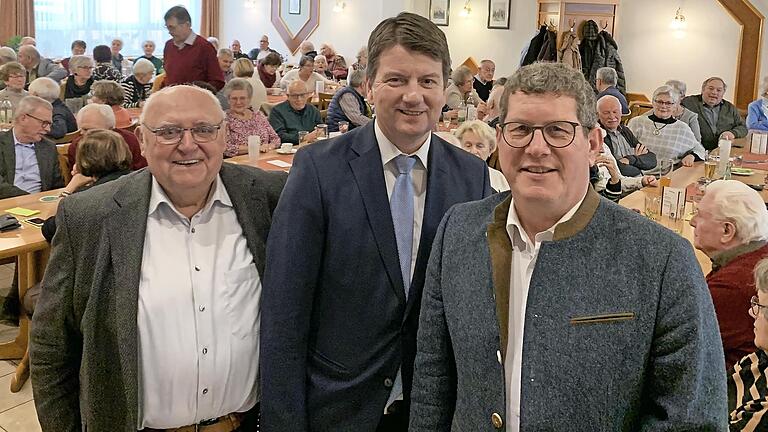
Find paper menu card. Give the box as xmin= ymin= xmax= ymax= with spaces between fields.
xmin=661 ymin=187 xmax=686 ymax=219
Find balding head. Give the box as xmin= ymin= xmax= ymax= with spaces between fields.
xmin=17 ymin=45 xmax=40 ymax=69
xmin=19 ymin=37 xmax=36 ymax=47
xmin=77 ymin=103 xmax=116 ymax=130
xmin=596 ymin=95 xmax=623 ymax=131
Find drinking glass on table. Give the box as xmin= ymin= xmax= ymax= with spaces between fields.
xmin=298 ymin=130 xmax=309 ymax=145
xmin=644 ymin=194 xmax=661 ymax=221
xmin=315 ymin=124 xmax=328 ymax=140
xmin=704 ymin=154 xmax=718 ymax=182
xmin=658 ymin=159 xmax=674 ymax=188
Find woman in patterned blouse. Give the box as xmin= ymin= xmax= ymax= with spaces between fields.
xmin=120 ymin=58 xmax=154 ymax=108
xmin=91 ymin=45 xmax=122 ymax=82
xmin=224 ymin=78 xmax=280 ymax=157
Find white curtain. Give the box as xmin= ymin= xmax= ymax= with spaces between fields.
xmin=33 ymin=0 xmax=202 ymax=59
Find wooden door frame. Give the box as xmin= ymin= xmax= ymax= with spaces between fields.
xmin=717 ymin=0 xmax=764 ymax=109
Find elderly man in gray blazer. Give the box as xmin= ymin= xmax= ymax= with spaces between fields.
xmin=409 ymin=63 xmax=727 ymax=431
xmin=31 ymin=85 xmax=286 ymax=432
xmin=17 ymin=45 xmax=67 ymax=86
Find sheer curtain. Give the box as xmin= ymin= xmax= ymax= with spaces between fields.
xmin=33 ymin=0 xmax=201 ymax=59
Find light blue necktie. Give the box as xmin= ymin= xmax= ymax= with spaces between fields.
xmin=390 ymin=155 xmax=416 ymax=298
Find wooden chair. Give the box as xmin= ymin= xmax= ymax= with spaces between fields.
xmin=57 ymin=143 xmax=72 ymax=184
xmin=626 ymin=101 xmax=653 ymax=123
xmin=151 ymin=73 xmax=165 ymax=93
xmin=320 ymin=109 xmax=328 ymax=122
xmin=120 ymin=119 xmax=139 ymax=133
xmin=54 ymin=129 xmax=81 ymax=145
xmin=461 ymin=57 xmax=480 ymax=76
xmin=260 ymin=102 xmax=276 ymax=117
xmin=59 ymin=78 xmax=67 ymax=101
xmin=626 ymin=92 xmax=650 ymax=103
xmin=318 ymin=92 xmax=334 ymax=110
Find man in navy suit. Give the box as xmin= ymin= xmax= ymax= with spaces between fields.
xmin=260 ymin=12 xmax=491 ymax=432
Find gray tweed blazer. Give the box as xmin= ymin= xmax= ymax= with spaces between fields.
xmin=409 ymin=188 xmax=728 ymax=431
xmin=0 ymin=129 xmax=63 ymax=198
xmin=30 ymin=164 xmax=287 ymax=432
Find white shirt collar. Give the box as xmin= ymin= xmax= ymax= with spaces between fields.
xmin=174 ymin=31 xmax=198 ymax=49
xmin=506 ymin=193 xmax=585 ymax=251
xmin=148 ymin=174 xmax=232 ymax=218
xmin=374 ymin=119 xmax=430 ymax=170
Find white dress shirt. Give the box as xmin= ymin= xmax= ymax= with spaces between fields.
xmin=374 ymin=119 xmax=430 ymax=409
xmin=137 ymin=176 xmax=261 ymax=429
xmin=504 ymin=194 xmax=584 ymax=431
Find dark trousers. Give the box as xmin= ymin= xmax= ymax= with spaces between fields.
xmin=376 ymin=401 xmax=408 ymax=432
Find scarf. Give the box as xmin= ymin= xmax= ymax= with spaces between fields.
xmin=258 ymin=63 xmax=276 ymax=88
xmin=65 ymin=75 xmax=93 ymax=99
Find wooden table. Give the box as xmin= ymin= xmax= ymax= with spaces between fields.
xmin=0 ymin=190 xmax=63 ymax=392
xmin=228 ymin=149 xmax=295 ymax=172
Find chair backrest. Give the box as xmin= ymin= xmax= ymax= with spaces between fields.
xmin=626 ymin=101 xmax=653 ymax=123
xmin=318 ymin=92 xmax=334 ymax=110
xmin=320 ymin=109 xmax=328 ymax=122
xmin=626 ymin=92 xmax=650 ymax=103
xmin=260 ymin=102 xmax=275 ymax=117
xmin=119 ymin=119 xmax=139 ymax=133
xmin=59 ymin=78 xmax=67 ymax=101
xmin=151 ymin=73 xmax=165 ymax=93
xmin=54 ymin=129 xmax=81 ymax=145
xmin=56 ymin=143 xmax=72 ymax=184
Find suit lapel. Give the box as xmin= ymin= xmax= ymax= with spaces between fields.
xmin=348 ymin=124 xmax=406 ymax=304
xmin=487 ymin=194 xmax=512 ymax=360
xmin=220 ymin=164 xmax=269 ymax=276
xmin=1 ymin=132 xmax=15 ymax=185
xmin=104 ymin=170 xmax=152 ymax=424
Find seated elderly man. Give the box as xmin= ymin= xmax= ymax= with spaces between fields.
xmin=250 ymin=35 xmax=282 ymax=62
xmin=17 ymin=45 xmax=67 ymax=86
xmin=19 ymin=37 xmax=35 ymax=47
xmin=28 ymin=77 xmax=77 ymax=139
xmin=269 ymin=80 xmax=322 ymax=144
xmin=319 ymin=43 xmax=347 ymax=79
xmin=230 ymin=40 xmax=249 ymax=60
xmin=325 ymin=69 xmax=371 ymax=132
xmin=218 ymin=48 xmax=235 ymax=83
xmin=483 ymin=77 xmax=507 ymax=127
xmin=690 ymin=180 xmax=768 ymax=370
xmin=682 ymin=77 xmax=747 ymax=151
xmin=298 ymin=41 xmax=318 ymax=60
xmin=0 ymin=96 xmax=63 ymax=198
xmin=628 ymin=85 xmax=705 ymax=174
xmin=473 ymin=59 xmax=495 ymax=102
xmin=68 ymin=103 xmax=147 ymax=170
xmin=597 ymin=95 xmax=657 ymax=177
xmin=596 ymin=67 xmax=629 ymax=115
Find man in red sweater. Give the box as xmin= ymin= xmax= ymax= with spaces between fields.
xmin=690 ymin=179 xmax=768 ymax=369
xmin=162 ymin=6 xmax=224 ymax=91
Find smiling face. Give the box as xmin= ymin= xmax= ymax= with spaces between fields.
xmin=228 ymin=88 xmax=250 ymax=113
xmin=5 ymin=72 xmax=25 ymax=91
xmin=72 ymin=44 xmax=86 ymax=56
xmin=497 ymin=91 xmax=600 ymax=217
xmin=653 ymin=93 xmax=675 ymax=119
xmin=139 ymin=87 xmax=225 ymax=202
xmin=597 ymin=97 xmax=622 ymax=130
xmin=370 ymin=44 xmax=444 ymax=152
xmin=702 ymin=79 xmax=725 ymax=106
xmin=143 ymin=41 xmax=155 ymax=56
xmin=218 ymin=55 xmax=233 ymax=72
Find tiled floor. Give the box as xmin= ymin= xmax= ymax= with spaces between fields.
xmin=0 ymin=263 xmax=41 ymax=432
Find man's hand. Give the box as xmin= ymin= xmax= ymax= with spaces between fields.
xmin=635 ymin=144 xmax=648 ymax=155
xmin=682 ymin=154 xmax=695 ymax=167
xmin=306 ymin=129 xmax=319 ymax=142
xmin=641 ymin=176 xmax=658 ymax=187
xmin=720 ymin=131 xmax=736 ymax=140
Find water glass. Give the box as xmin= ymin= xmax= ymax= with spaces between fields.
xmin=315 ymin=124 xmax=328 ymax=140
xmin=644 ymin=194 xmax=661 ymax=221
xmin=298 ymin=130 xmax=309 ymax=145
xmin=247 ymin=135 xmax=261 ymax=161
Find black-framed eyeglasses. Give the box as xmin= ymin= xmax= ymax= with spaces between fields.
xmin=25 ymin=113 xmax=51 ymax=129
xmin=143 ymin=121 xmax=223 ymax=145
xmin=751 ymin=296 xmax=768 ymax=317
xmin=499 ymin=121 xmax=582 ymax=149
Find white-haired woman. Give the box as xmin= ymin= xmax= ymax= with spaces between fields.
xmin=453 ymin=120 xmax=509 ymax=192
xmin=314 ymin=55 xmax=334 ymax=80
xmin=28 ymin=77 xmax=77 ymax=139
xmin=627 ymin=85 xmax=705 ymax=174
xmin=120 ymin=58 xmax=154 ymax=108
xmin=232 ymin=58 xmax=267 ymax=114
xmin=653 ymin=79 xmax=702 ymax=142
xmin=319 ymin=43 xmax=347 ymax=79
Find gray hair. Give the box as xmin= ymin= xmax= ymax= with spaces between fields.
xmin=349 ymin=69 xmax=366 ymax=88
xmin=18 ymin=45 xmax=40 ymax=62
xmin=299 ymin=56 xmax=314 ymax=68
xmin=208 ymin=37 xmax=220 ymax=50
xmin=14 ymin=95 xmax=52 ymax=120
xmin=68 ymin=55 xmax=94 ymax=70
xmin=143 ymin=40 xmax=156 ymax=48
xmin=0 ymin=47 xmax=17 ymax=64
xmin=754 ymin=258 xmax=768 ymax=293
xmin=665 ymin=80 xmax=687 ymax=98
xmin=454 ymin=119 xmax=497 ymax=152
xmin=652 ymin=85 xmax=680 ymax=104
xmin=356 ymin=46 xmax=368 ymax=61
xmin=451 ymin=65 xmax=473 ymax=85
xmin=217 ymin=48 xmax=233 ymax=59
xmin=28 ymin=77 xmax=60 ymax=102
xmin=702 ymin=77 xmax=727 ymax=91
xmin=596 ymin=67 xmax=617 ymax=86
xmin=300 ymin=41 xmax=315 ymax=53
xmin=77 ymin=103 xmax=116 ymax=129
xmin=705 ymin=180 xmax=768 ymax=244
xmin=500 ymin=62 xmax=597 ymax=130
xmin=140 ymin=85 xmax=222 ymax=126
xmin=224 ymin=77 xmax=254 ymax=99
xmin=314 ymin=55 xmax=327 ymax=64
xmin=133 ymin=58 xmax=155 ymax=76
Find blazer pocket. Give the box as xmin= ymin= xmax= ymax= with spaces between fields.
xmin=309 ymin=348 xmax=350 ymax=375
xmin=569 ymin=312 xmax=635 ymax=325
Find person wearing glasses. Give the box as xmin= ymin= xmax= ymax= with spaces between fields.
xmin=268 ymin=79 xmax=322 ymax=144
xmin=30 ymin=84 xmax=286 ymax=432
xmin=730 ymin=259 xmax=768 ymax=429
xmin=409 ymin=62 xmax=726 ymax=431
xmin=627 ymin=85 xmax=705 ymax=175
xmin=279 ymin=55 xmax=335 ymax=94
xmin=0 ymin=62 xmax=28 ymax=110
xmin=689 ymin=180 xmax=768 ymax=370
xmin=62 ymin=55 xmax=95 ymax=103
xmin=162 ymin=5 xmax=225 ymax=91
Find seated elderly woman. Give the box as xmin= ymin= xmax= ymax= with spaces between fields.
xmin=452 ymin=120 xmax=509 ymax=192
xmin=258 ymin=52 xmax=282 ymax=89
xmin=280 ymin=55 xmax=335 ymax=93
xmin=0 ymin=62 xmax=28 ymax=109
xmin=91 ymin=45 xmax=122 ymax=82
xmin=728 ymin=256 xmax=768 ymax=429
xmin=28 ymin=77 xmax=77 ymax=139
xmin=63 ymin=55 xmax=95 ymax=102
xmin=314 ymin=55 xmax=334 ymax=80
xmin=232 ymin=58 xmax=267 ymax=113
xmin=351 ymin=46 xmax=367 ymax=72
xmin=654 ymin=79 xmax=703 ymax=142
xmin=627 ymin=85 xmax=705 ymax=174
xmin=41 ymin=129 xmax=132 ymax=242
xmin=224 ymin=78 xmax=280 ymax=157
xmin=747 ymin=76 xmax=768 ymax=132
xmin=444 ymin=65 xmax=486 ymax=119
xmin=319 ymin=43 xmax=347 ymax=79
xmin=120 ymin=58 xmax=154 ymax=108
xmin=90 ymin=80 xmax=132 ymax=128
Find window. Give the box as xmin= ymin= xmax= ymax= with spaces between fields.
xmin=34 ymin=0 xmax=201 ymax=59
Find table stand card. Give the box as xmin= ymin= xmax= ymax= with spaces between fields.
xmin=661 ymin=187 xmax=686 ymax=219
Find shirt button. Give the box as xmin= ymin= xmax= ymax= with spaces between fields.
xmin=202 ymin=348 xmax=208 ymax=355
xmin=491 ymin=412 xmax=503 ymax=429
xmin=202 ymin=388 xmax=208 ymax=395
xmin=199 ymin=305 xmax=205 ymax=312
xmin=195 ymin=266 xmax=200 ymax=271
xmin=191 ymin=227 xmax=196 ymax=233
xmin=383 ymin=378 xmax=393 ymax=388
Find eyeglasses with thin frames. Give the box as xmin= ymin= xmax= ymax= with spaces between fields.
xmin=25 ymin=113 xmax=51 ymax=129
xmin=143 ymin=121 xmax=223 ymax=145
xmin=751 ymin=295 xmax=768 ymax=317
xmin=498 ymin=121 xmax=582 ymax=149
xmin=653 ymin=100 xmax=675 ymax=107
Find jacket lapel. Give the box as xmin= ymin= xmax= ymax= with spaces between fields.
xmin=348 ymin=124 xmax=406 ymax=304
xmin=220 ymin=164 xmax=269 ymax=276
xmin=487 ymin=194 xmax=513 ymax=359
xmin=104 ymin=170 xmax=152 ymax=425
xmin=1 ymin=132 xmax=15 ymax=184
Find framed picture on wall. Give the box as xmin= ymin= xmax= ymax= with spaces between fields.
xmin=429 ymin=0 xmax=450 ymax=26
xmin=289 ymin=0 xmax=301 ymax=15
xmin=487 ymin=0 xmax=510 ymax=29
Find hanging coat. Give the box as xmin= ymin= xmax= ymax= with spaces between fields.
xmin=558 ymin=32 xmax=581 ymax=70
xmin=579 ymin=19 xmax=600 ymax=87
xmin=536 ymin=30 xmax=558 ymax=62
xmin=522 ymin=26 xmax=548 ymax=66
xmin=598 ymin=30 xmax=626 ymax=93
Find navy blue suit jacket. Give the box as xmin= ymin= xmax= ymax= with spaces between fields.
xmin=260 ymin=122 xmax=491 ymax=431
